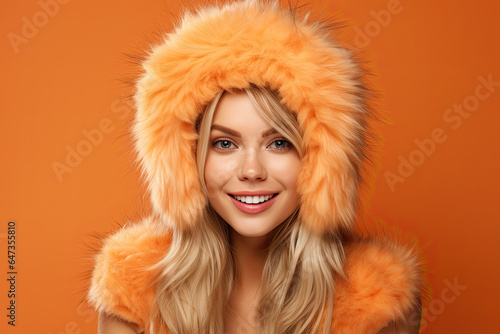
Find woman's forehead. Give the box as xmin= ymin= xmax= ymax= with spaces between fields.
xmin=211 ymin=92 xmax=273 ymax=132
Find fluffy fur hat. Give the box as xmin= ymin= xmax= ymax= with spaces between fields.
xmin=133 ymin=0 xmax=375 ymax=234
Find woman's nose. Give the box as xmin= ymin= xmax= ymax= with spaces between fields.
xmin=237 ymin=149 xmax=267 ymax=181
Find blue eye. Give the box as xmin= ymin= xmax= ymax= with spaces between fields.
xmin=269 ymin=138 xmax=291 ymax=150
xmin=213 ymin=140 xmax=235 ymax=150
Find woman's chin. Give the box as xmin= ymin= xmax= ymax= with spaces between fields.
xmin=227 ymin=222 xmax=278 ymax=241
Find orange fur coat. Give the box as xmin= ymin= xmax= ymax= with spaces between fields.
xmin=87 ymin=0 xmax=425 ymax=332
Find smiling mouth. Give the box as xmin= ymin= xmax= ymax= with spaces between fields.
xmin=229 ymin=194 xmax=278 ymax=204
xmin=228 ymin=193 xmax=279 ymax=214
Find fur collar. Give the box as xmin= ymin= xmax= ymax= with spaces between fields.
xmin=88 ymin=218 xmax=423 ymax=333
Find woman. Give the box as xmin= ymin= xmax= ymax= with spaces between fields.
xmin=88 ymin=1 xmax=425 ymax=333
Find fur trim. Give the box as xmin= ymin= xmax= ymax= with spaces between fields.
xmin=88 ymin=218 xmax=422 ymax=333
xmin=332 ymin=238 xmax=422 ymax=333
xmin=87 ymin=217 xmax=172 ymax=331
xmin=133 ymin=0 xmax=375 ymax=233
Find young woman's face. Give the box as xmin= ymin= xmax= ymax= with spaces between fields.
xmin=204 ymin=92 xmax=301 ymax=239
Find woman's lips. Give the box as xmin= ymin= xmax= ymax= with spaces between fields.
xmin=228 ymin=194 xmax=278 ymax=214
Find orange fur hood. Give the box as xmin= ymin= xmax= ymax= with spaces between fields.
xmin=88 ymin=218 xmax=423 ymax=333
xmin=133 ymin=0 xmax=376 ymax=234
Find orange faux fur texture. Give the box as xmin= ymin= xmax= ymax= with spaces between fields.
xmin=88 ymin=218 xmax=423 ymax=333
xmin=133 ymin=0 xmax=376 ymax=234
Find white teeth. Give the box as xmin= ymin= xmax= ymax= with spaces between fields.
xmin=234 ymin=194 xmax=274 ymax=204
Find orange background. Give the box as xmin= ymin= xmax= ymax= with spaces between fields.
xmin=1 ymin=0 xmax=499 ymax=333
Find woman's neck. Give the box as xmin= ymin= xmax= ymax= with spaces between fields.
xmin=229 ymin=227 xmax=271 ymax=291
xmin=227 ymin=228 xmax=272 ymax=332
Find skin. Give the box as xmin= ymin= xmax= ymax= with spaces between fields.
xmin=97 ymin=312 xmax=138 ymax=334
xmin=378 ymin=301 xmax=422 ymax=334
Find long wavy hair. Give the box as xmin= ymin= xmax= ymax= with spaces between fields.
xmin=148 ymin=84 xmax=348 ymax=334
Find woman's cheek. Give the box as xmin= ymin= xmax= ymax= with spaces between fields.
xmin=205 ymin=155 xmax=234 ymax=199
xmin=269 ymin=154 xmax=301 ymax=179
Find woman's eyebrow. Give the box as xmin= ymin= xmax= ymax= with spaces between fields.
xmin=211 ymin=124 xmax=240 ymax=137
xmin=262 ymin=128 xmax=278 ymax=137
xmin=211 ymin=124 xmax=278 ymax=138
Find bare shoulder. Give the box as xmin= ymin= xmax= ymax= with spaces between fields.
xmin=377 ymin=296 xmax=422 ymax=333
xmin=98 ymin=312 xmax=140 ymax=334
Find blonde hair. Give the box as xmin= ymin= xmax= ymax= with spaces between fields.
xmin=149 ymin=85 xmax=346 ymax=333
